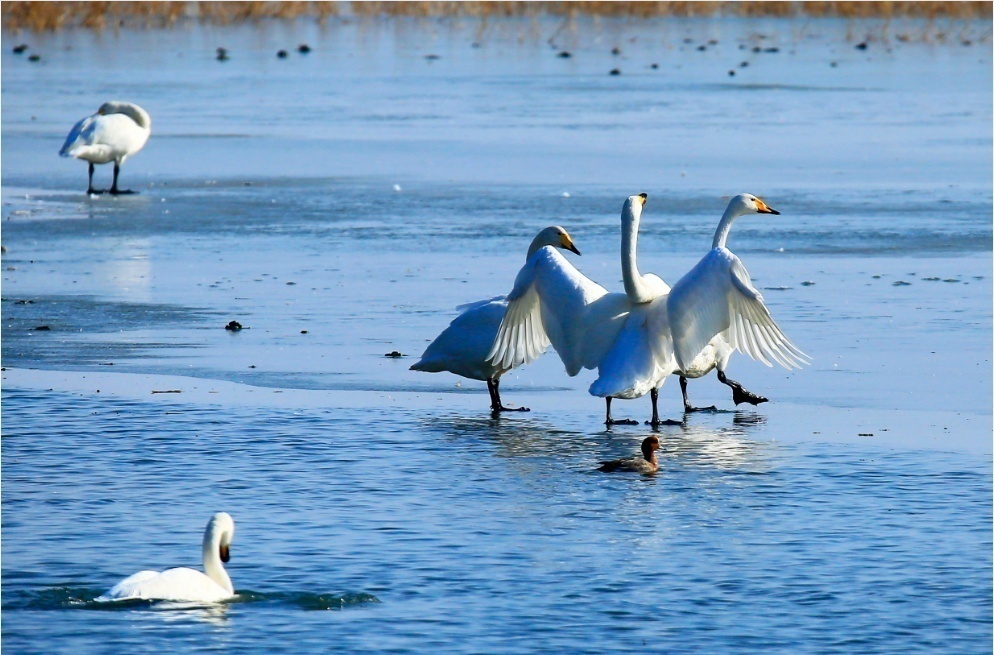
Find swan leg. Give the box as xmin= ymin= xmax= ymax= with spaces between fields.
xmin=646 ymin=387 xmax=681 ymax=427
xmin=717 ymin=370 xmax=768 ymax=406
xmin=680 ymin=376 xmax=717 ymax=413
xmin=605 ymin=397 xmax=638 ymax=426
xmin=86 ymin=162 xmax=105 ymax=195
xmin=488 ymin=377 xmax=529 ymax=413
xmin=109 ymin=163 xmax=135 ymax=195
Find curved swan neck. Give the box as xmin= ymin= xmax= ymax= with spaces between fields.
xmin=711 ymin=199 xmax=748 ymax=250
xmin=621 ymin=199 xmax=654 ymax=303
xmin=202 ymin=516 xmax=234 ymax=593
xmin=526 ymin=232 xmax=550 ymax=260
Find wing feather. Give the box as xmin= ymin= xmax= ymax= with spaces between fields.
xmin=669 ymin=248 xmax=808 ymax=371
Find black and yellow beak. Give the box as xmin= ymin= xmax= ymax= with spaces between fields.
xmin=562 ymin=235 xmax=581 ymax=256
xmin=637 ymin=193 xmax=648 ymax=206
xmin=220 ymin=544 xmax=231 ymax=563
xmin=756 ymin=198 xmax=780 ymax=215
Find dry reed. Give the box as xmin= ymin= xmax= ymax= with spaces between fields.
xmin=2 ymin=1 xmax=990 ymax=31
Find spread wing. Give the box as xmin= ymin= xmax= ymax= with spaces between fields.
xmin=668 ymin=248 xmax=809 ymax=371
xmin=487 ymin=246 xmax=608 ymax=376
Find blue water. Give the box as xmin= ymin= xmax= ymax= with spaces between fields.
xmin=2 ymin=15 xmax=992 ymax=655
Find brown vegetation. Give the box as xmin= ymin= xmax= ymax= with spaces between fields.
xmin=2 ymin=1 xmax=990 ymax=32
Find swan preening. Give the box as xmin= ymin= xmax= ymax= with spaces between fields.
xmin=59 ymin=101 xmax=151 ymax=195
xmin=411 ymin=226 xmax=581 ymax=412
xmin=488 ymin=193 xmax=807 ymax=424
xmin=97 ymin=512 xmax=236 ymax=603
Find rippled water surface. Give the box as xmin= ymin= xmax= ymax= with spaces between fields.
xmin=3 ymin=16 xmax=992 ymax=655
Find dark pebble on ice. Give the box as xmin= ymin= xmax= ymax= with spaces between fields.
xmin=728 ymin=70 xmax=735 ymax=76
xmin=892 ymin=280 xmax=912 ymax=286
xmin=28 ymin=54 xmax=40 ymax=62
xmin=13 ymin=44 xmax=28 ymax=54
xmin=855 ymin=42 xmax=868 ymax=50
xmin=298 ymin=44 xmax=311 ymax=53
xmin=800 ymin=280 xmax=815 ymax=286
xmin=922 ymin=276 xmax=940 ymax=281
xmin=33 ymin=325 xmax=51 ymax=331
xmin=216 ymin=47 xmax=229 ymax=61
xmin=225 ymin=320 xmax=243 ymax=331
xmin=611 ymin=47 xmax=621 ymax=55
xmin=301 ymin=330 xmax=308 ymax=334
xmin=557 ymin=51 xmax=571 ymax=58
xmin=609 ymin=68 xmax=621 ymax=76
xmin=277 ymin=50 xmax=288 ymax=58
xmin=830 ymin=61 xmax=838 ymax=67
xmin=765 ymin=47 xmax=779 ymax=53
xmin=385 ymin=351 xmax=404 ymax=358
xmin=424 ymin=54 xmax=440 ymax=61
xmin=650 ymin=63 xmax=658 ymax=69
xmin=752 ymin=46 xmax=761 ymax=53
xmin=740 ymin=61 xmax=749 ymax=67
xmin=858 ymin=433 xmax=874 ymax=437
xmin=697 ymin=45 xmax=707 ymax=51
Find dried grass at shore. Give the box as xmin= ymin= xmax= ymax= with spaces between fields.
xmin=2 ymin=1 xmax=990 ymax=32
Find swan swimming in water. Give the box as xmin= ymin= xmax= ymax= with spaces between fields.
xmin=411 ymin=226 xmax=581 ymax=413
xmin=96 ymin=512 xmax=235 ymax=603
xmin=597 ymin=436 xmax=660 ymax=474
xmin=59 ymin=101 xmax=151 ymax=195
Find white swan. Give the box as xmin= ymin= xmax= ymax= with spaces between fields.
xmin=591 ymin=193 xmax=807 ymax=423
xmin=96 ymin=512 xmax=235 ymax=603
xmin=59 ymin=100 xmax=151 ymax=195
xmin=489 ymin=194 xmax=668 ymax=424
xmin=668 ymin=193 xmax=810 ymax=376
xmin=411 ymin=226 xmax=581 ymax=412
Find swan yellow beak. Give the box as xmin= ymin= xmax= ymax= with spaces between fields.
xmin=756 ymin=199 xmax=780 ymax=215
xmin=220 ymin=544 xmax=230 ymax=563
xmin=561 ymin=234 xmax=581 ymax=256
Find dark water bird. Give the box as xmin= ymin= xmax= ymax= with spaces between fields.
xmin=609 ymin=68 xmax=621 ymax=76
xmin=13 ymin=43 xmax=28 ymax=54
xmin=411 ymin=226 xmax=581 ymax=414
xmin=28 ymin=54 xmax=40 ymax=62
xmin=597 ymin=436 xmax=660 ymax=474
xmin=855 ymin=42 xmax=868 ymax=50
xmin=611 ymin=46 xmax=621 ymax=55
xmin=298 ymin=44 xmax=311 ymax=53
xmin=277 ymin=49 xmax=288 ymax=58
xmin=59 ymin=101 xmax=151 ymax=195
xmin=557 ymin=50 xmax=571 ymax=58
xmin=216 ymin=47 xmax=229 ymax=61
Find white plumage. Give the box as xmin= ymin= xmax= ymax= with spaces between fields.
xmin=59 ymin=100 xmax=151 ymax=195
xmin=411 ymin=226 xmax=581 ymax=412
xmin=97 ymin=512 xmax=235 ymax=604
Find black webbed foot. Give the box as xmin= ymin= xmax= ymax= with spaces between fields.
xmin=731 ymin=387 xmax=768 ymax=406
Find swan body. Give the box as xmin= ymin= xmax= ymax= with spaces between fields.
xmin=597 ymin=436 xmax=660 ymax=474
xmin=60 ymin=101 xmax=151 ymax=195
xmin=411 ymin=226 xmax=580 ymax=412
xmin=97 ymin=512 xmax=235 ymax=603
xmin=667 ymin=193 xmax=809 ymax=373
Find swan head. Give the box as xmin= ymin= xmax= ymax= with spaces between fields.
xmin=529 ymin=226 xmax=581 ymax=258
xmin=640 ymin=435 xmax=660 ymax=459
xmin=205 ymin=512 xmax=235 ymax=563
xmin=97 ymin=101 xmax=152 ymax=130
xmin=734 ymin=193 xmax=779 ymax=216
xmin=622 ymin=193 xmax=648 ymax=221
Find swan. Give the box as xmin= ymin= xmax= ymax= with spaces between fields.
xmin=59 ymin=101 xmax=151 ymax=195
xmin=96 ymin=512 xmax=235 ymax=603
xmin=667 ymin=193 xmax=809 ymax=378
xmin=591 ymin=193 xmax=806 ymax=423
xmin=488 ymin=194 xmax=668 ymax=425
xmin=597 ymin=436 xmax=660 ymax=474
xmin=410 ymin=226 xmax=581 ymax=412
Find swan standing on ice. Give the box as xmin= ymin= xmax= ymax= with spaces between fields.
xmin=667 ymin=193 xmax=809 ymax=381
xmin=411 ymin=226 xmax=581 ymax=413
xmin=59 ymin=101 xmax=151 ymax=195
xmin=96 ymin=512 xmax=236 ymax=603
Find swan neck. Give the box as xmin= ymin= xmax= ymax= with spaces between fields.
xmin=621 ymin=205 xmax=653 ymax=303
xmin=711 ymin=203 xmax=744 ymax=250
xmin=525 ymin=233 xmax=548 ymax=260
xmin=203 ymin=530 xmax=233 ymax=593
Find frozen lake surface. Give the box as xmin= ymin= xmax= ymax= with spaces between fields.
xmin=2 ymin=16 xmax=992 ymax=654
